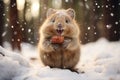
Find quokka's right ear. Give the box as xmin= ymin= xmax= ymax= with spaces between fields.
xmin=46 ymin=8 xmax=56 ymax=18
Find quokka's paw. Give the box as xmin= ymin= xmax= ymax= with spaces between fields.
xmin=62 ymin=39 xmax=72 ymax=49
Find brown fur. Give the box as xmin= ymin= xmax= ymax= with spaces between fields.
xmin=38 ymin=8 xmax=80 ymax=72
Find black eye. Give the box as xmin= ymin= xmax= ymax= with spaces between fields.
xmin=51 ymin=19 xmax=55 ymax=23
xmin=65 ymin=19 xmax=69 ymax=23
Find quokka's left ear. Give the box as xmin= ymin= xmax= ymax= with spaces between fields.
xmin=46 ymin=8 xmax=56 ymax=18
xmin=66 ymin=8 xmax=75 ymax=19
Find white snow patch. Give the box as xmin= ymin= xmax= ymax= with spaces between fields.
xmin=0 ymin=38 xmax=120 ymax=80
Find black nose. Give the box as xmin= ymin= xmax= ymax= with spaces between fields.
xmin=56 ymin=23 xmax=64 ymax=34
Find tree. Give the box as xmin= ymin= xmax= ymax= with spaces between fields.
xmin=9 ymin=0 xmax=22 ymax=50
xmin=0 ymin=1 xmax=4 ymax=46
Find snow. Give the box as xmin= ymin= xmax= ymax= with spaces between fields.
xmin=0 ymin=38 xmax=120 ymax=80
xmin=106 ymin=24 xmax=112 ymax=29
xmin=110 ymin=13 xmax=114 ymax=17
xmin=115 ymin=22 xmax=118 ymax=25
xmin=87 ymin=27 xmax=90 ymax=30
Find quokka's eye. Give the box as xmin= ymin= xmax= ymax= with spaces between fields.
xmin=65 ymin=19 xmax=70 ymax=23
xmin=51 ymin=18 xmax=55 ymax=23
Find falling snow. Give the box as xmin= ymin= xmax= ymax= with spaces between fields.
xmin=21 ymin=28 xmax=24 ymax=31
xmin=28 ymin=38 xmax=31 ymax=41
xmin=3 ymin=13 xmax=5 ymax=16
xmin=88 ymin=27 xmax=91 ymax=30
xmin=65 ymin=0 xmax=69 ymax=3
xmin=11 ymin=25 xmax=14 ymax=28
xmin=94 ymin=32 xmax=97 ymax=35
xmin=5 ymin=24 xmax=8 ymax=27
xmin=114 ymin=31 xmax=117 ymax=34
xmin=95 ymin=3 xmax=98 ymax=6
xmin=97 ymin=6 xmax=100 ymax=8
xmin=14 ymin=31 xmax=17 ymax=35
xmin=6 ymin=18 xmax=9 ymax=22
xmin=85 ymin=33 xmax=88 ymax=36
xmin=28 ymin=29 xmax=31 ymax=33
xmin=112 ymin=5 xmax=115 ymax=8
xmin=17 ymin=39 xmax=20 ymax=42
xmin=118 ymin=3 xmax=120 ymax=5
xmin=12 ymin=39 xmax=14 ymax=42
xmin=115 ymin=22 xmax=118 ymax=25
xmin=16 ymin=21 xmax=19 ymax=24
xmin=106 ymin=24 xmax=112 ymax=29
xmin=11 ymin=3 xmax=16 ymax=7
xmin=106 ymin=5 xmax=108 ymax=8
xmin=2 ymin=32 xmax=7 ymax=37
xmin=110 ymin=13 xmax=114 ymax=16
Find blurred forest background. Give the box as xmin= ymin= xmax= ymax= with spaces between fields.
xmin=0 ymin=0 xmax=120 ymax=51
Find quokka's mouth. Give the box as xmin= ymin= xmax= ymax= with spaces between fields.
xmin=56 ymin=28 xmax=64 ymax=35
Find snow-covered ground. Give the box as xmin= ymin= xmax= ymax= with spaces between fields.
xmin=0 ymin=38 xmax=120 ymax=80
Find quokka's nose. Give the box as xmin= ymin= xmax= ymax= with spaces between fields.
xmin=56 ymin=23 xmax=64 ymax=34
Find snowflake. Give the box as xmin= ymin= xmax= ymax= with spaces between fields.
xmin=11 ymin=25 xmax=14 ymax=28
xmin=65 ymin=0 xmax=69 ymax=2
xmin=21 ymin=28 xmax=24 ymax=31
xmin=17 ymin=39 xmax=20 ymax=42
xmin=85 ymin=37 xmax=87 ymax=39
xmin=106 ymin=24 xmax=112 ymax=29
xmin=6 ymin=18 xmax=9 ymax=22
xmin=101 ymin=14 xmax=104 ymax=17
xmin=115 ymin=22 xmax=118 ymax=25
xmin=118 ymin=3 xmax=120 ymax=5
xmin=28 ymin=38 xmax=31 ymax=41
xmin=3 ymin=14 xmax=5 ymax=16
xmin=2 ymin=32 xmax=7 ymax=37
xmin=106 ymin=5 xmax=108 ymax=8
xmin=28 ymin=29 xmax=31 ymax=33
xmin=86 ymin=4 xmax=89 ymax=9
xmin=5 ymin=24 xmax=8 ymax=27
xmin=88 ymin=27 xmax=91 ymax=30
xmin=94 ymin=32 xmax=97 ymax=35
xmin=85 ymin=33 xmax=88 ymax=35
xmin=24 ymin=22 xmax=27 ymax=25
xmin=17 ymin=21 xmax=19 ymax=24
xmin=101 ymin=5 xmax=104 ymax=8
xmin=112 ymin=5 xmax=115 ymax=8
xmin=97 ymin=6 xmax=100 ymax=8
xmin=12 ymin=3 xmax=16 ymax=7
xmin=95 ymin=3 xmax=98 ymax=6
xmin=114 ymin=31 xmax=117 ymax=34
xmin=30 ymin=41 xmax=34 ymax=44
xmin=44 ymin=6 xmax=47 ymax=10
xmin=14 ymin=31 xmax=17 ymax=35
xmin=93 ymin=9 xmax=95 ymax=11
xmin=110 ymin=13 xmax=114 ymax=16
xmin=12 ymin=39 xmax=14 ymax=42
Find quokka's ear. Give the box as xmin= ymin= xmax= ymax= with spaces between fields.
xmin=46 ymin=8 xmax=56 ymax=18
xmin=66 ymin=8 xmax=75 ymax=19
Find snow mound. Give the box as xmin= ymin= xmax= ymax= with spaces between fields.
xmin=0 ymin=38 xmax=120 ymax=80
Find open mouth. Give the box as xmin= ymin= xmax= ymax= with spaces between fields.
xmin=56 ymin=29 xmax=64 ymax=35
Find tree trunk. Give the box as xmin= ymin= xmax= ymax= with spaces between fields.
xmin=0 ymin=1 xmax=4 ymax=46
xmin=9 ymin=0 xmax=22 ymax=51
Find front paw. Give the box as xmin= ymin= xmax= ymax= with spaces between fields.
xmin=63 ymin=39 xmax=72 ymax=49
xmin=51 ymin=44 xmax=61 ymax=51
